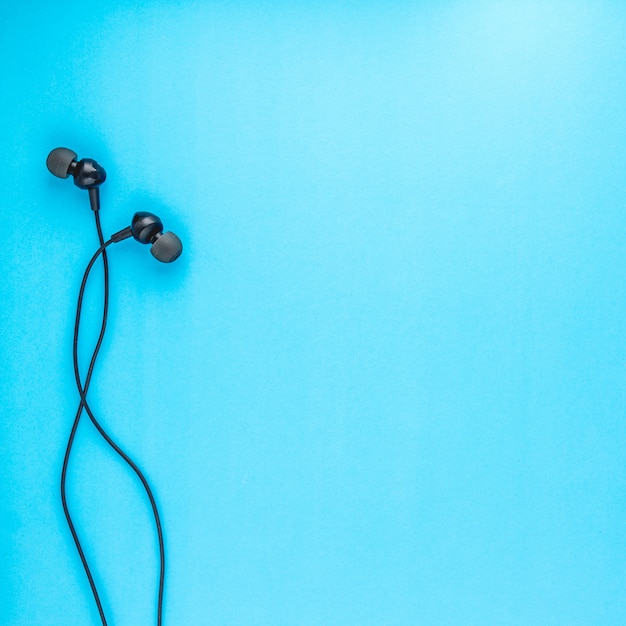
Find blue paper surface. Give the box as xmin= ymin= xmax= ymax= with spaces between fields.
xmin=1 ymin=1 xmax=625 ymax=624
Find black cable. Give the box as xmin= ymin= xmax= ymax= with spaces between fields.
xmin=61 ymin=212 xmax=166 ymax=625
xmin=80 ymin=213 xmax=166 ymax=626
xmin=61 ymin=235 xmax=114 ymax=625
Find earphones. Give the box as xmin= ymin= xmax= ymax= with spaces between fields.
xmin=46 ymin=147 xmax=183 ymax=262
xmin=48 ymin=146 xmax=179 ymax=626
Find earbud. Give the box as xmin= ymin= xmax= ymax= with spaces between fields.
xmin=46 ymin=147 xmax=107 ymax=212
xmin=111 ymin=212 xmax=183 ymax=263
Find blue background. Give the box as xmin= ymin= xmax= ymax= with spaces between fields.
xmin=1 ymin=1 xmax=626 ymax=624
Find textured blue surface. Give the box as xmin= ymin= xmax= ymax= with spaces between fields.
xmin=2 ymin=1 xmax=626 ymax=624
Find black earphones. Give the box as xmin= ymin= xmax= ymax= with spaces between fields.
xmin=49 ymin=145 xmax=180 ymax=626
xmin=46 ymin=147 xmax=183 ymax=262
xmin=112 ymin=211 xmax=183 ymax=263
xmin=46 ymin=147 xmax=107 ymax=212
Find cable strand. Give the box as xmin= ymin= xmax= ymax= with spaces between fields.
xmin=85 ymin=213 xmax=165 ymax=625
xmin=61 ymin=233 xmax=114 ymax=625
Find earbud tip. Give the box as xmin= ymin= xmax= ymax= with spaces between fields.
xmin=46 ymin=147 xmax=78 ymax=178
xmin=151 ymin=231 xmax=183 ymax=263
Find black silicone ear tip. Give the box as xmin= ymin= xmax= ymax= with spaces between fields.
xmin=151 ymin=232 xmax=183 ymax=263
xmin=47 ymin=147 xmax=78 ymax=178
